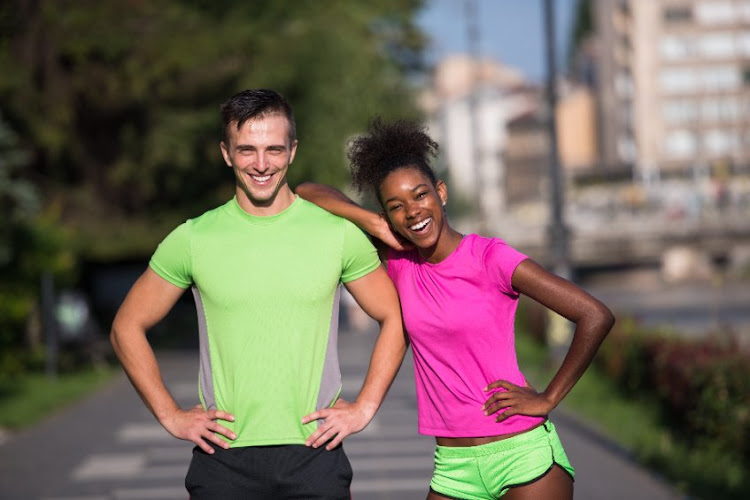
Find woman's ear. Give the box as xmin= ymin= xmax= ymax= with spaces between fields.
xmin=436 ymin=180 xmax=448 ymax=206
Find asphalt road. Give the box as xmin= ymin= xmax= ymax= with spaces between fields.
xmin=0 ymin=326 xmax=685 ymax=500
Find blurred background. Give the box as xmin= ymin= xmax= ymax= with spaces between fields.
xmin=0 ymin=1 xmax=748 ymax=498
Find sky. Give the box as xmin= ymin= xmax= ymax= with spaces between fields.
xmin=416 ymin=0 xmax=580 ymax=83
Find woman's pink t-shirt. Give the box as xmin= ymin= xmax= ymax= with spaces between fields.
xmin=386 ymin=234 xmax=545 ymax=437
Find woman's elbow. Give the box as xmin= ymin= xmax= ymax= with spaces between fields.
xmin=594 ymin=303 xmax=616 ymax=336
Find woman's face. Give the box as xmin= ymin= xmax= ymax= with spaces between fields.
xmin=378 ymin=167 xmax=448 ymax=250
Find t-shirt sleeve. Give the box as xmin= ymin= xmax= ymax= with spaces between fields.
xmin=148 ymin=221 xmax=193 ymax=289
xmin=483 ymin=238 xmax=529 ymax=296
xmin=340 ymin=219 xmax=381 ymax=283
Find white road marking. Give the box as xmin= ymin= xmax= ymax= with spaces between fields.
xmin=113 ymin=487 xmax=187 ymax=499
xmin=73 ymin=454 xmax=145 ymax=481
xmin=352 ymin=477 xmax=429 ymax=493
xmin=116 ymin=422 xmax=172 ymax=443
xmin=349 ymin=455 xmax=433 ymax=471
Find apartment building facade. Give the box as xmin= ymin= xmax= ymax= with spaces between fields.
xmin=594 ymin=0 xmax=750 ymax=179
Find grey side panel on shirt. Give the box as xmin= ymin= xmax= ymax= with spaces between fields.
xmin=316 ymin=285 xmax=343 ymax=416
xmin=192 ymin=286 xmax=216 ymax=410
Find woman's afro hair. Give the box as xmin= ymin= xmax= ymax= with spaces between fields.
xmin=347 ymin=117 xmax=439 ymax=195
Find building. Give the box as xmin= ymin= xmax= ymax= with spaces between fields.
xmin=593 ymin=0 xmax=750 ymax=180
xmin=419 ymin=55 xmax=536 ymax=226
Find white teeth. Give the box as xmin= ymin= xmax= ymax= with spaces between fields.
xmin=410 ymin=218 xmax=431 ymax=231
xmin=252 ymin=175 xmax=271 ymax=182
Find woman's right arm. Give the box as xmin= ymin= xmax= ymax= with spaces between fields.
xmin=295 ymin=182 xmax=410 ymax=251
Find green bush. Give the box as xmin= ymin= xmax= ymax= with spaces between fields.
xmin=595 ymin=321 xmax=750 ymax=467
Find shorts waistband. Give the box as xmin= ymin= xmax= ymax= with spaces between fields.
xmin=435 ymin=421 xmax=554 ymax=458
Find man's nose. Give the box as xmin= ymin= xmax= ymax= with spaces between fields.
xmin=256 ymin=154 xmax=269 ymax=172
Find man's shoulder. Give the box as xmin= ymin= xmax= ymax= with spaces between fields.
xmin=186 ymin=199 xmax=235 ymax=228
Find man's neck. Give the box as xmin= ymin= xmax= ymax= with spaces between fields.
xmin=236 ymin=186 xmax=296 ymax=217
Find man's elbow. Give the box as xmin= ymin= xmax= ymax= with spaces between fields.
xmin=109 ymin=318 xmax=133 ymax=356
xmin=109 ymin=324 xmax=123 ymax=354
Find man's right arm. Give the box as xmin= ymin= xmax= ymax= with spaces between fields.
xmin=295 ymin=182 xmax=410 ymax=252
xmin=110 ymin=268 xmax=236 ymax=453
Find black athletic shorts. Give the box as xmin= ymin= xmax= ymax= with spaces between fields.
xmin=185 ymin=443 xmax=352 ymax=499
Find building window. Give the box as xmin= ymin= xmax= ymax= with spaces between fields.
xmin=660 ymin=68 xmax=697 ymax=93
xmin=660 ymin=36 xmax=693 ymax=60
xmin=699 ymin=33 xmax=735 ymax=59
xmin=738 ymin=34 xmax=750 ymax=57
xmin=617 ymin=136 xmax=637 ymax=163
xmin=701 ymin=66 xmax=740 ymax=91
xmin=663 ymin=100 xmax=699 ymax=124
xmin=701 ymin=97 xmax=740 ymax=122
xmin=704 ymin=129 xmax=737 ymax=155
xmin=615 ymin=71 xmax=634 ymax=97
xmin=695 ymin=2 xmax=735 ymax=25
xmin=664 ymin=130 xmax=698 ymax=158
xmin=664 ymin=6 xmax=693 ymax=22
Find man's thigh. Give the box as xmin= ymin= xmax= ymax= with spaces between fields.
xmin=185 ymin=444 xmax=352 ymax=499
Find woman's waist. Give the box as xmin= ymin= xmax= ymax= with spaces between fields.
xmin=434 ymin=419 xmax=547 ymax=447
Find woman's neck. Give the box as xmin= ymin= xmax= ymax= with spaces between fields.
xmin=419 ymin=226 xmax=464 ymax=264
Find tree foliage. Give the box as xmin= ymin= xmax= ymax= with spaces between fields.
xmin=0 ymin=110 xmax=74 ymax=380
xmin=567 ymin=0 xmax=594 ymax=81
xmin=0 ymin=0 xmax=427 ymax=259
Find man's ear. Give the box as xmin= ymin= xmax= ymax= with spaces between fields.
xmin=220 ymin=141 xmax=232 ymax=167
xmin=289 ymin=139 xmax=298 ymax=164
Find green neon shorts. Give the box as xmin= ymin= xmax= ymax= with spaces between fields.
xmin=430 ymin=420 xmax=575 ymax=499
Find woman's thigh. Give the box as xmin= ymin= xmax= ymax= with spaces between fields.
xmin=502 ymin=464 xmax=573 ymax=500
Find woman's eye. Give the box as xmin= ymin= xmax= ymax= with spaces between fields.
xmin=389 ymin=204 xmax=402 ymax=212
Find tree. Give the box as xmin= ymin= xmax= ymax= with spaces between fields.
xmin=0 ymin=110 xmax=73 ymax=381
xmin=567 ymin=0 xmax=595 ymax=85
xmin=0 ymin=0 xmax=427 ymax=259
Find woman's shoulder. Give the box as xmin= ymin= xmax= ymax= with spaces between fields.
xmin=386 ymin=246 xmax=419 ymax=263
xmin=461 ymin=233 xmax=512 ymax=257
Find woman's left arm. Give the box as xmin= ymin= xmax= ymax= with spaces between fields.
xmin=483 ymin=259 xmax=615 ymax=421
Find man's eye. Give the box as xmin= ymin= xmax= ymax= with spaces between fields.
xmin=416 ymin=192 xmax=427 ymax=199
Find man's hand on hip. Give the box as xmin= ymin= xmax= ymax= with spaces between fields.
xmin=161 ymin=404 xmax=236 ymax=454
xmin=302 ymin=398 xmax=375 ymax=451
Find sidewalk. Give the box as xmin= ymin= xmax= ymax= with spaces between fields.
xmin=0 ymin=329 xmax=686 ymax=499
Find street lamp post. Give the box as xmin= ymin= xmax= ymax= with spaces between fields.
xmin=543 ymin=0 xmax=573 ymax=360
xmin=464 ymin=0 xmax=484 ymax=230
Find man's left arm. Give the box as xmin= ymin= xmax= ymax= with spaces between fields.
xmin=302 ymin=266 xmax=407 ymax=450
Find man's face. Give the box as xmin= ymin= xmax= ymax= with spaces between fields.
xmin=220 ymin=113 xmax=298 ymax=215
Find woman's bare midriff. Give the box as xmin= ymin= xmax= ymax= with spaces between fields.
xmin=435 ymin=421 xmax=545 ymax=447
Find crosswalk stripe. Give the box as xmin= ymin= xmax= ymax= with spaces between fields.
xmin=116 ymin=422 xmax=172 ymax=443
xmin=147 ymin=446 xmax=194 ymax=461
xmin=42 ymin=496 xmax=109 ymax=500
xmin=352 ymin=477 xmax=429 ymax=493
xmin=345 ymin=439 xmax=434 ymax=456
xmin=73 ymin=454 xmax=145 ymax=481
xmin=349 ymin=455 xmax=433 ymax=471
xmin=112 ymin=487 xmax=187 ymax=499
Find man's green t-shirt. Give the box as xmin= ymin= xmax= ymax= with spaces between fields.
xmin=149 ymin=196 xmax=380 ymax=447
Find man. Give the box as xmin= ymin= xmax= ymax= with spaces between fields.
xmin=110 ymin=89 xmax=407 ymax=499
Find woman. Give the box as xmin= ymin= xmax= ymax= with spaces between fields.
xmin=297 ymin=118 xmax=614 ymax=499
